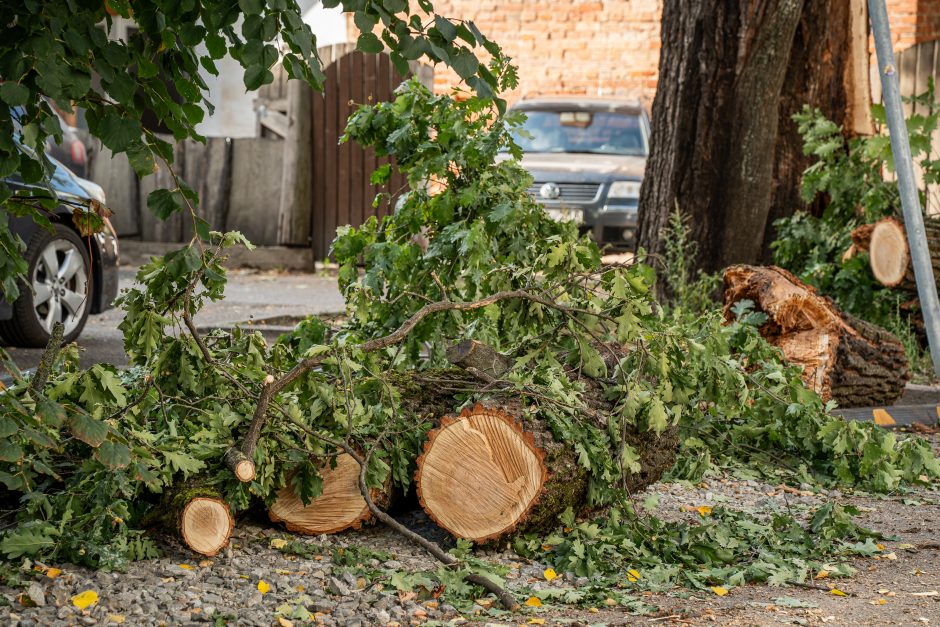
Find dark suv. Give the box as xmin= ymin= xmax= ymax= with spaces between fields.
xmin=509 ymin=97 xmax=650 ymax=250
xmin=1 ymin=157 xmax=119 ymax=347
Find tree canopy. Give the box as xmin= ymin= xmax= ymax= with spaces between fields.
xmin=0 ymin=0 xmax=516 ymax=299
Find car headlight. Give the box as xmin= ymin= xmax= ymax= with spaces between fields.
xmin=608 ymin=180 xmax=641 ymax=199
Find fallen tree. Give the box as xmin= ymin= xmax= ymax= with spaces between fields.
xmin=2 ymin=82 xmax=939 ymax=613
xmin=723 ymin=265 xmax=909 ymax=407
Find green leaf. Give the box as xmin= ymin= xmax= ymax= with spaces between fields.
xmin=244 ymin=64 xmax=274 ymax=90
xmin=69 ymin=412 xmax=109 ymax=448
xmin=647 ymin=398 xmax=668 ymax=435
xmin=0 ymin=438 xmax=24 ymax=462
xmin=98 ymin=114 xmax=141 ymax=152
xmin=451 ymin=49 xmax=479 ymax=81
xmin=96 ymin=440 xmax=132 ymax=469
xmin=238 ymin=0 xmax=265 ymax=15
xmin=357 ymin=33 xmax=384 ymax=54
xmin=0 ymin=82 xmax=29 ymax=107
xmin=164 ymin=450 xmax=206 ymax=477
xmin=0 ymin=416 xmax=16 ymax=438
xmin=147 ymin=189 xmax=183 ymax=220
xmin=0 ymin=528 xmax=56 ymax=559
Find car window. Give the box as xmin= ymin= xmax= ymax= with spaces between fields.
xmin=512 ymin=110 xmax=648 ymax=157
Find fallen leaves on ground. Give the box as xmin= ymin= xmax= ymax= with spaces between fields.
xmin=526 ymin=596 xmax=543 ymax=607
xmin=71 ymin=590 xmax=99 ymax=610
xmin=711 ymin=587 xmax=728 ymax=596
xmin=258 ymin=580 xmax=271 ymax=594
xmin=543 ymin=568 xmax=558 ymax=581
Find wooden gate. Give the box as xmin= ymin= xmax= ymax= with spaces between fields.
xmin=311 ymin=45 xmax=432 ymax=259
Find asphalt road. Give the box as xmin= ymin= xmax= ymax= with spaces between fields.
xmin=3 ymin=265 xmax=346 ymax=371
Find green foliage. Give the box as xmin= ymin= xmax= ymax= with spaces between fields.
xmin=659 ymin=204 xmax=721 ymax=316
xmin=0 ymin=0 xmax=512 ymax=300
xmin=0 ymin=78 xmax=937 ymax=609
xmin=515 ymin=502 xmax=877 ymax=591
xmin=772 ymin=87 xmax=940 ymax=333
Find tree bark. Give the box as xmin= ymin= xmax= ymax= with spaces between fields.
xmin=639 ymin=0 xmax=869 ymax=274
xmin=723 ymin=265 xmax=909 ymax=407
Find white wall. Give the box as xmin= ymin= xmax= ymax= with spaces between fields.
xmin=107 ymin=6 xmax=349 ymax=139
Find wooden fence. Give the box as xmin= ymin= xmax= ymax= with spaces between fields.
xmin=872 ymin=39 xmax=940 ymax=215
xmin=91 ymin=44 xmax=432 ymax=258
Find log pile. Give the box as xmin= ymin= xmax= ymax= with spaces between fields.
xmin=723 ymin=265 xmax=909 ymax=407
xmin=156 ymin=340 xmax=679 ymax=555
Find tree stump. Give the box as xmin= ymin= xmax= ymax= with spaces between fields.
xmin=848 ymin=216 xmax=940 ymax=291
xmin=268 ymin=453 xmax=392 ymax=535
xmin=723 ymin=265 xmax=909 ymax=407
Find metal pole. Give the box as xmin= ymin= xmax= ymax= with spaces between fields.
xmin=869 ymin=0 xmax=940 ymax=377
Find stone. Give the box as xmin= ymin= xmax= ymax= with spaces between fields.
xmin=26 ymin=583 xmax=45 ymax=607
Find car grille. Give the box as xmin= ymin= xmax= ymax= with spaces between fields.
xmin=527 ymin=182 xmax=602 ymax=204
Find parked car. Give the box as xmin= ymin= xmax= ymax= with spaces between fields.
xmin=1 ymin=157 xmax=119 ymax=347
xmin=508 ymin=97 xmax=650 ymax=250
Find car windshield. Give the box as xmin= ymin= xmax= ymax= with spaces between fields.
xmin=511 ymin=109 xmax=648 ymax=156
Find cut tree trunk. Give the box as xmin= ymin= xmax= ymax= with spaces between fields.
xmin=849 ymin=217 xmax=940 ymax=293
xmin=723 ymin=265 xmax=909 ymax=407
xmin=413 ymin=343 xmax=679 ymax=543
xmin=268 ymin=453 xmax=393 ymax=535
xmin=146 ymin=484 xmax=235 ymax=556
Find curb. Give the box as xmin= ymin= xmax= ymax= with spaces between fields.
xmin=118 ymin=240 xmax=338 ymax=273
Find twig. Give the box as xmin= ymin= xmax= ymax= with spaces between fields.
xmin=787 ymin=581 xmax=855 ymax=596
xmin=29 ymin=321 xmax=63 ymax=395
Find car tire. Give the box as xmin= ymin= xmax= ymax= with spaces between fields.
xmin=0 ymin=224 xmax=92 ymax=347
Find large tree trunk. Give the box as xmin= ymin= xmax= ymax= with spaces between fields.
xmin=723 ymin=265 xmax=909 ymax=407
xmin=763 ymin=0 xmax=872 ymax=259
xmin=639 ymin=0 xmax=869 ymax=275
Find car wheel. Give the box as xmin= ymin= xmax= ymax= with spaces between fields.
xmin=0 ymin=224 xmax=92 ymax=347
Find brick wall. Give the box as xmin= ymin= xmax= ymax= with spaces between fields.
xmin=885 ymin=0 xmax=940 ymax=51
xmin=348 ymin=0 xmax=940 ymax=106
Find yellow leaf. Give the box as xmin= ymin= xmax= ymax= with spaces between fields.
xmin=270 ymin=538 xmax=288 ymax=549
xmin=543 ymin=568 xmax=558 ymax=581
xmin=108 ymin=615 xmax=126 ymax=624
xmin=46 ymin=568 xmax=62 ymax=579
xmin=876 ymin=544 xmax=885 ymax=551
xmin=815 ymin=570 xmax=829 ymax=579
xmin=830 ymin=589 xmax=847 ymax=597
xmin=525 ymin=596 xmax=542 ymax=607
xmin=626 ymin=569 xmax=641 ymax=583
xmin=295 ymin=585 xmax=305 ymax=592
xmin=878 ymin=599 xmax=887 ymax=605
xmin=277 ymin=618 xmax=294 ymax=627
xmin=588 ymin=607 xmax=599 ymax=613
xmin=178 ymin=564 xmax=193 ymax=570
xmin=541 ymin=544 xmax=552 ymax=552
xmin=711 ymin=587 xmax=728 ymax=597
xmin=696 ymin=506 xmax=713 ymax=517
xmin=529 ymin=620 xmax=546 ymax=625
xmin=72 ymin=590 xmax=99 ymax=610
xmin=257 ymin=580 xmax=271 ymax=594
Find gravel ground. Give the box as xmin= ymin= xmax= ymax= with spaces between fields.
xmin=4 ymin=437 xmax=940 ymax=627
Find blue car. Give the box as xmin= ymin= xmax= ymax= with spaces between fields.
xmin=1 ymin=157 xmax=119 ymax=347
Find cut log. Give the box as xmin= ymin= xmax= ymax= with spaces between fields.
xmin=416 ymin=404 xmax=547 ymax=542
xmin=445 ymin=339 xmax=512 ymax=380
xmin=224 ymin=447 xmax=256 ymax=482
xmin=848 ymin=216 xmax=940 ymax=292
xmin=868 ymin=217 xmax=911 ymax=288
xmin=268 ymin=453 xmax=392 ymax=535
xmin=181 ymin=498 xmax=234 ymax=557
xmin=723 ymin=265 xmax=909 ymax=407
xmin=145 ymin=484 xmax=235 ymax=556
xmin=412 ymin=342 xmax=678 ymax=543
